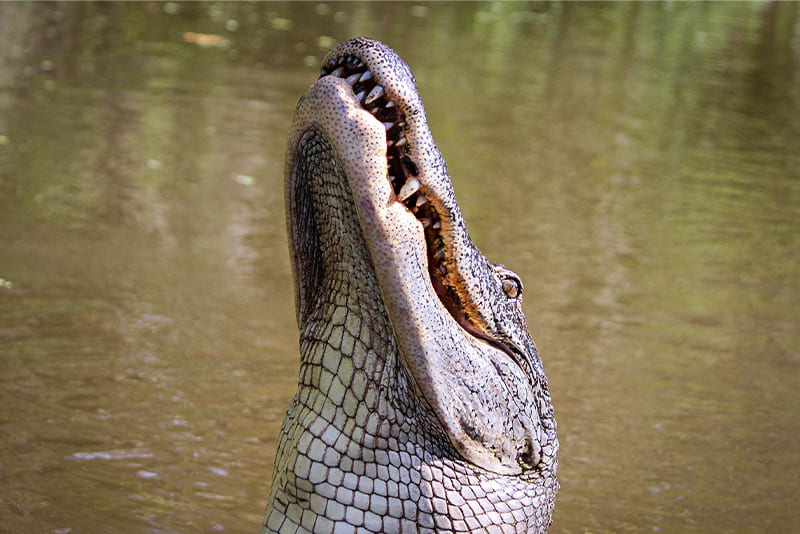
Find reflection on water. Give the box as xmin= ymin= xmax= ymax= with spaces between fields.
xmin=1 ymin=2 xmax=798 ymax=532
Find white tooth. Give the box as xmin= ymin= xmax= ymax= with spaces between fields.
xmin=420 ymin=218 xmax=431 ymax=228
xmin=394 ymin=137 xmax=407 ymax=147
xmin=359 ymin=70 xmax=373 ymax=82
xmin=385 ymin=100 xmax=395 ymax=108
xmin=364 ymin=85 xmax=385 ymax=104
xmin=383 ymin=122 xmax=395 ymax=130
xmin=416 ymin=195 xmax=429 ymax=207
xmin=434 ymin=248 xmax=446 ymax=260
xmin=346 ymin=73 xmax=360 ymax=85
xmin=355 ymin=90 xmax=365 ymax=101
xmin=397 ymin=177 xmax=421 ymax=202
xmin=330 ymin=67 xmax=344 ymax=77
xmin=389 ymin=175 xmax=397 ymax=182
xmin=432 ymin=220 xmax=442 ymax=229
xmin=369 ymin=107 xmax=379 ymax=114
xmin=355 ymin=60 xmax=365 ymax=68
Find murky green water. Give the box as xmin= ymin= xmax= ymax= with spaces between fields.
xmin=1 ymin=2 xmax=798 ymax=533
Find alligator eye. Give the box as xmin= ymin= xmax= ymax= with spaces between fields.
xmin=494 ymin=264 xmax=523 ymax=299
xmin=502 ymin=276 xmax=523 ymax=299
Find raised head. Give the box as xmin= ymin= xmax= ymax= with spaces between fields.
xmin=266 ymin=38 xmax=557 ymax=533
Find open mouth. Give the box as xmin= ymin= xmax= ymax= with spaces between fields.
xmin=322 ymin=52 xmax=536 ymax=386
xmin=314 ymin=43 xmax=550 ymax=476
xmin=321 ymin=55 xmax=457 ymax=316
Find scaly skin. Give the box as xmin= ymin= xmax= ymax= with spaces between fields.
xmin=263 ymin=38 xmax=558 ymax=534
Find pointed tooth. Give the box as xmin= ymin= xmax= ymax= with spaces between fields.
xmin=355 ymin=90 xmax=366 ymax=101
xmin=364 ymin=85 xmax=385 ymax=105
xmin=385 ymin=100 xmax=395 ymax=108
xmin=359 ymin=70 xmax=373 ymax=82
xmin=330 ymin=66 xmax=344 ymax=77
xmin=416 ymin=195 xmax=429 ymax=207
xmin=432 ymin=220 xmax=442 ymax=229
xmin=383 ymin=122 xmax=395 ymax=130
xmin=389 ymin=175 xmax=398 ymax=182
xmin=369 ymin=107 xmax=379 ymax=114
xmin=434 ymin=248 xmax=446 ymax=260
xmin=355 ymin=60 xmax=365 ymax=68
xmin=345 ymin=72 xmax=361 ymax=85
xmin=420 ymin=218 xmax=431 ymax=228
xmin=397 ymin=177 xmax=421 ymax=202
xmin=394 ymin=137 xmax=407 ymax=147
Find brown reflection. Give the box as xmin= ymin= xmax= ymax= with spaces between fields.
xmin=1 ymin=2 xmax=799 ymax=533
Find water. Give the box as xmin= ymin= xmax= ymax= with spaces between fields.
xmin=1 ymin=2 xmax=798 ymax=532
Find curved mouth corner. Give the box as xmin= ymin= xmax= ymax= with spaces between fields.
xmin=322 ymin=54 xmax=471 ymax=333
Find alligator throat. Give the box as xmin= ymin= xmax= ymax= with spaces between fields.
xmin=264 ymin=38 xmax=558 ymax=534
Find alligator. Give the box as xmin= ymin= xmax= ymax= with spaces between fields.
xmin=263 ymin=38 xmax=558 ymax=534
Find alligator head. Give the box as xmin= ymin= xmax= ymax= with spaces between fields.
xmin=264 ymin=38 xmax=558 ymax=533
